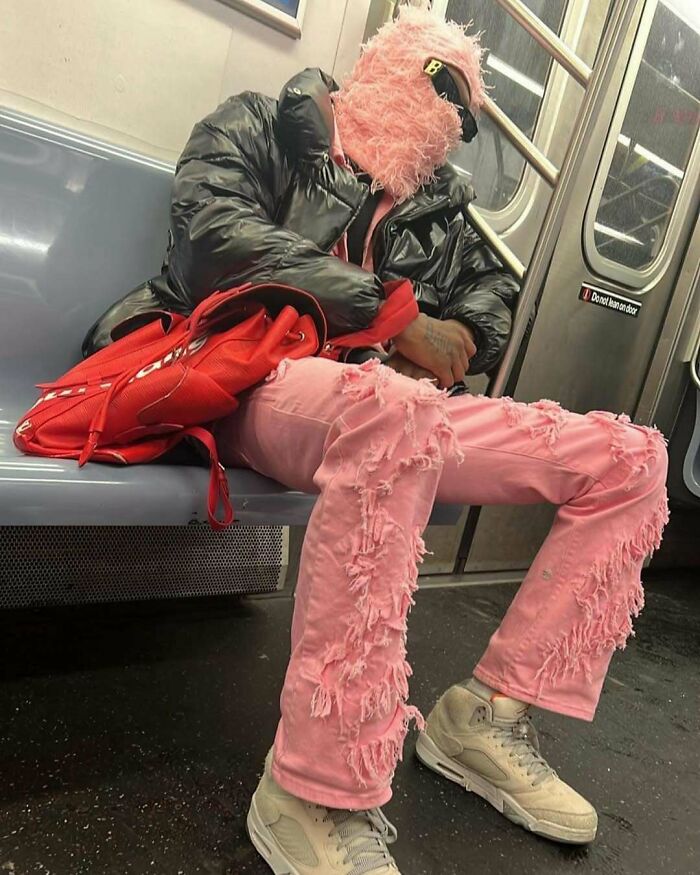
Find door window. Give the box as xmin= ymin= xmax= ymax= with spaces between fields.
xmin=591 ymin=1 xmax=700 ymax=271
xmin=447 ymin=0 xmax=568 ymax=211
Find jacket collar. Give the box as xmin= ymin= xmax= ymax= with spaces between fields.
xmin=392 ymin=162 xmax=476 ymax=220
xmin=277 ymin=68 xmax=339 ymax=165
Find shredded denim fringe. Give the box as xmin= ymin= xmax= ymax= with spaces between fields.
xmin=535 ymin=489 xmax=669 ymax=688
xmin=529 ymin=399 xmax=570 ymax=449
xmin=500 ymin=402 xmax=670 ymax=687
xmin=585 ymin=410 xmax=668 ymax=491
xmin=345 ymin=701 xmax=426 ymax=791
xmin=502 ymin=396 xmax=524 ymax=428
xmin=265 ymin=358 xmax=291 ymax=382
xmin=502 ymin=396 xmax=570 ymax=449
xmin=310 ymin=359 xmax=462 ymax=788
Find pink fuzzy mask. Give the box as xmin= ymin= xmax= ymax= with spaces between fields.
xmin=333 ymin=8 xmax=485 ymax=203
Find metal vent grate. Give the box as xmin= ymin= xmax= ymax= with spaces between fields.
xmin=0 ymin=525 xmax=288 ymax=608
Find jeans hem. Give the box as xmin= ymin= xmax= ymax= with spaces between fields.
xmin=271 ymin=761 xmax=394 ymax=810
xmin=472 ymin=666 xmax=596 ymax=722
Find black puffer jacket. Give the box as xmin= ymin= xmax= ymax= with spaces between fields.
xmin=84 ymin=69 xmax=519 ymax=374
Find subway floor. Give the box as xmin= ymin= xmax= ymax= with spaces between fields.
xmin=0 ymin=572 xmax=698 ymax=875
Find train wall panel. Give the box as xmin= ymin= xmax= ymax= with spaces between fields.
xmin=0 ymin=0 xmax=370 ymax=162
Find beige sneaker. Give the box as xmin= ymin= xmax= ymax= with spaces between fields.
xmin=247 ymin=751 xmax=402 ymax=874
xmin=416 ymin=678 xmax=598 ymax=844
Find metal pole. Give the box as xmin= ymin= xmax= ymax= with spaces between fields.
xmin=492 ymin=0 xmax=592 ymax=88
xmin=467 ymin=204 xmax=526 ymax=281
xmin=481 ymin=95 xmax=559 ymax=186
xmin=690 ymin=326 xmax=700 ymax=391
xmin=489 ymin=0 xmax=644 ymax=399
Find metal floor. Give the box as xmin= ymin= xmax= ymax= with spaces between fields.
xmin=0 ymin=573 xmax=698 ymax=875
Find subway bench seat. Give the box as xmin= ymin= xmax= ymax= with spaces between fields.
xmin=0 ymin=109 xmax=459 ymax=606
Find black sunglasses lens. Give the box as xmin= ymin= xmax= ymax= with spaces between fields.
xmin=426 ymin=61 xmax=478 ymax=142
xmin=431 ymin=66 xmax=461 ymax=105
xmin=461 ymin=108 xmax=478 ymax=143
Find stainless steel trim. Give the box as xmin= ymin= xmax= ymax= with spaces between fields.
xmin=363 ymin=0 xmax=397 ymax=39
xmin=682 ymin=281 xmax=700 ymax=365
xmin=467 ymin=204 xmax=526 ymax=281
xmin=489 ymin=0 xmax=644 ymax=399
xmin=491 ymin=0 xmax=592 ymax=88
xmin=481 ymin=95 xmax=560 ymax=187
xmin=586 ymin=145 xmax=700 ymax=294
xmin=635 ymin=216 xmax=700 ymax=427
xmin=418 ymin=569 xmax=526 ymax=589
xmin=690 ymin=328 xmax=700 ymax=391
xmin=0 ymin=108 xmax=176 ymax=173
xmin=429 ymin=0 xmax=450 ymax=16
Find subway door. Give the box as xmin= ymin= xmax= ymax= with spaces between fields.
xmin=464 ymin=0 xmax=700 ymax=574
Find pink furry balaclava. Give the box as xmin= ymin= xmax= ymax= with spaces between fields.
xmin=333 ymin=7 xmax=485 ymax=203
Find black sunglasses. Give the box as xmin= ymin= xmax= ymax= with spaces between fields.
xmin=424 ymin=59 xmax=478 ymax=143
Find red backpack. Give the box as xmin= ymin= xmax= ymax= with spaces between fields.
xmin=14 ymin=280 xmax=416 ymax=528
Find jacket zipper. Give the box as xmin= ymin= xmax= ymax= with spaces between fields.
xmin=327 ymin=183 xmax=369 ymax=254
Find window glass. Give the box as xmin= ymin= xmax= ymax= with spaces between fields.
xmin=592 ymin=2 xmax=700 ymax=270
xmin=447 ymin=0 xmax=568 ymax=211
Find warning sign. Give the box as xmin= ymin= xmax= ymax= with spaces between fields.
xmin=579 ymin=283 xmax=642 ymax=318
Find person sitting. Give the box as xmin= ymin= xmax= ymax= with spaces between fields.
xmin=85 ymin=8 xmax=669 ymax=873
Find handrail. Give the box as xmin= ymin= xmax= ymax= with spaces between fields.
xmin=690 ymin=327 xmax=700 ymax=391
xmin=467 ymin=204 xmax=526 ymax=281
xmin=491 ymin=0 xmax=592 ymax=88
xmin=481 ymin=95 xmax=560 ymax=186
xmin=489 ymin=0 xmax=643 ymax=399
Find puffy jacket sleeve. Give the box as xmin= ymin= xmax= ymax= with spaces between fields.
xmin=441 ymin=219 xmax=520 ymax=374
xmin=166 ymin=93 xmax=384 ymax=336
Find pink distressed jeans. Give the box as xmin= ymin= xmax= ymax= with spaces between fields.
xmin=215 ymin=356 xmax=669 ymax=810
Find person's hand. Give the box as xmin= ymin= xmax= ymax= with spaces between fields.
xmin=393 ymin=314 xmax=477 ymax=389
xmin=384 ymin=351 xmax=439 ymax=383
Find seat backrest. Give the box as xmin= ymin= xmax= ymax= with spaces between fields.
xmin=0 ymin=109 xmax=175 ymax=391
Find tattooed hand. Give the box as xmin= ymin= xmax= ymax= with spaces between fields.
xmin=393 ymin=314 xmax=477 ymax=389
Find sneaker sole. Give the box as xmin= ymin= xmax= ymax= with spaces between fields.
xmin=246 ymin=795 xmax=303 ymax=875
xmin=415 ymin=731 xmax=597 ymax=845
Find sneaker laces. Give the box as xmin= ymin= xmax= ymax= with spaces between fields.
xmin=493 ymin=716 xmax=554 ymax=786
xmin=323 ymin=806 xmax=398 ymax=875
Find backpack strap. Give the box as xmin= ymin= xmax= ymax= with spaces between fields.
xmin=181 ymin=426 xmax=234 ymax=531
xmin=77 ymin=311 xmax=205 ymax=467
